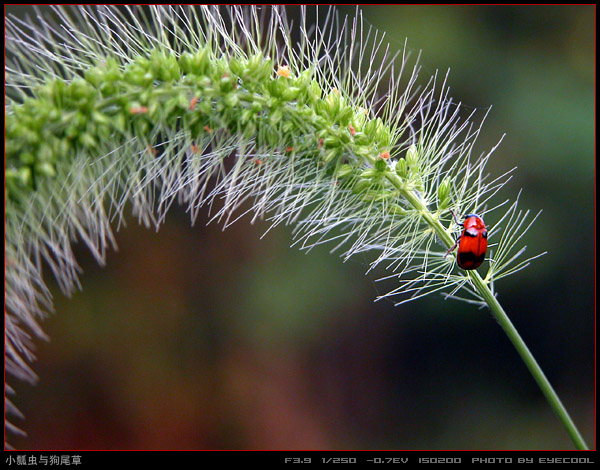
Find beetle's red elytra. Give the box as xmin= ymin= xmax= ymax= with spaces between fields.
xmin=446 ymin=211 xmax=488 ymax=270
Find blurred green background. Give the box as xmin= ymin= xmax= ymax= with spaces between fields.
xmin=7 ymin=6 xmax=594 ymax=450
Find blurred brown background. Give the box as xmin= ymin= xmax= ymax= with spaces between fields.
xmin=7 ymin=5 xmax=595 ymax=450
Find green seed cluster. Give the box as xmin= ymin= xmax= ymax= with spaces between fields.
xmin=5 ymin=48 xmax=394 ymax=202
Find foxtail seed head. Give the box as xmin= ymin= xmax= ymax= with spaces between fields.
xmin=5 ymin=5 xmax=544 ymax=440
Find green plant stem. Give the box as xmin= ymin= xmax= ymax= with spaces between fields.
xmin=385 ymin=172 xmax=588 ymax=450
xmin=469 ymin=272 xmax=588 ymax=450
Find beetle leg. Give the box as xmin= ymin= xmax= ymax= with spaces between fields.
xmin=444 ymin=236 xmax=461 ymax=258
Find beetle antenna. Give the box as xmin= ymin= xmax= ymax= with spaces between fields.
xmin=449 ymin=208 xmax=463 ymax=226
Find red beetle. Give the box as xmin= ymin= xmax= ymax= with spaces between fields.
xmin=446 ymin=210 xmax=488 ymax=270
